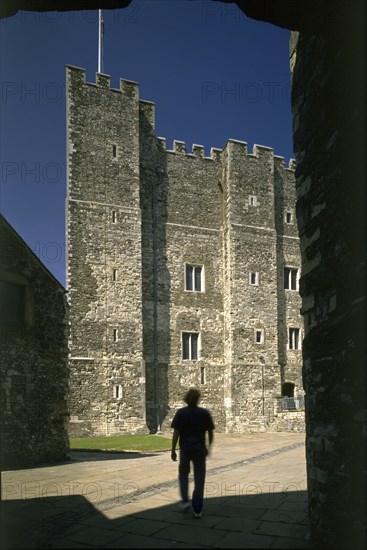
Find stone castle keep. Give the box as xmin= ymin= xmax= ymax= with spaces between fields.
xmin=66 ymin=65 xmax=304 ymax=437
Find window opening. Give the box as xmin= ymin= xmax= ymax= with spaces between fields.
xmin=182 ymin=332 xmax=200 ymax=360
xmin=289 ymin=327 xmax=301 ymax=350
xmin=185 ymin=265 xmax=203 ymax=292
xmin=114 ymin=385 xmax=122 ymax=399
xmin=286 ymin=211 xmax=293 ymax=224
xmin=282 ymin=382 xmax=295 ymax=397
xmin=249 ymin=271 xmax=259 ymax=285
xmin=284 ymin=267 xmax=299 ymax=290
xmin=200 ymin=366 xmax=205 ymax=384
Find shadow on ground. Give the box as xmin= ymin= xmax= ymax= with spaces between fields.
xmin=69 ymin=450 xmax=163 ymax=462
xmin=1 ymin=451 xmax=162 ymax=472
xmin=0 ymin=490 xmax=312 ymax=549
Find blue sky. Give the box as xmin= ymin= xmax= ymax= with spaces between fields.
xmin=0 ymin=0 xmax=294 ymax=286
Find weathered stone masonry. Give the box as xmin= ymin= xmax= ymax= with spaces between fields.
xmin=0 ymin=214 xmax=69 ymax=468
xmin=66 ymin=65 xmax=304 ymax=437
xmin=290 ymin=23 xmax=366 ymax=548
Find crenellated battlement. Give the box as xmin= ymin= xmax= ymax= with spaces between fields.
xmin=156 ymin=135 xmax=295 ymax=167
xmin=66 ymin=65 xmax=140 ymax=100
xmin=66 ymin=65 xmax=295 ymax=169
xmin=160 ymin=139 xmax=222 ymax=161
xmin=274 ymin=155 xmax=296 ymax=171
xmin=223 ymin=139 xmax=295 ymax=170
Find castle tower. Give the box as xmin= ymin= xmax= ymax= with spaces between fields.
xmin=66 ymin=66 xmax=147 ymax=435
xmin=66 ymin=66 xmax=304 ymax=436
xmin=221 ymin=141 xmax=303 ymax=431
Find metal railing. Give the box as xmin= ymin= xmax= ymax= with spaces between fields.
xmin=277 ymin=396 xmax=305 ymax=411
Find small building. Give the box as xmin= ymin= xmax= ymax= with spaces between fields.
xmin=0 ymin=214 xmax=69 ymax=468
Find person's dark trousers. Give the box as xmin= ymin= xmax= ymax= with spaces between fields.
xmin=179 ymin=447 xmax=207 ymax=513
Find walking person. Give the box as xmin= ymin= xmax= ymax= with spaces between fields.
xmin=171 ymin=388 xmax=215 ymax=518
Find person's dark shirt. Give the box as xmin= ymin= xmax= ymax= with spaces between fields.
xmin=171 ymin=406 xmax=215 ymax=449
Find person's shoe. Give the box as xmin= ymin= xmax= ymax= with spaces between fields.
xmin=192 ymin=509 xmax=202 ymax=518
xmin=178 ymin=501 xmax=191 ymax=511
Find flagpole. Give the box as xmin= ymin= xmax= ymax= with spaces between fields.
xmin=98 ymin=9 xmax=103 ymax=73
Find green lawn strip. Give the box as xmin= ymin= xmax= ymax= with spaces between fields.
xmin=70 ymin=434 xmax=172 ymax=453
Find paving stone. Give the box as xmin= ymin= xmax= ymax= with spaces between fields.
xmin=129 ymin=504 xmax=175 ymax=520
xmin=162 ymin=511 xmax=220 ymax=528
xmin=206 ymin=503 xmax=266 ymax=520
xmin=213 ymin=531 xmax=274 ymax=548
xmin=116 ymin=517 xmax=168 ymax=536
xmin=271 ymin=535 xmax=314 ymax=548
xmin=156 ymin=524 xmax=226 ymax=546
xmin=174 ymin=544 xmax=208 ymax=549
xmin=277 ymin=500 xmax=309 ymax=512
xmin=220 ymin=495 xmax=286 ymax=510
xmin=66 ymin=526 xmax=125 ymax=546
xmin=80 ymin=513 xmax=133 ymax=528
xmin=258 ymin=509 xmax=307 ymax=524
xmin=103 ymin=533 xmax=180 ymax=548
xmin=214 ymin=516 xmax=260 ymax=532
xmin=255 ymin=520 xmax=310 ymax=539
xmin=50 ymin=538 xmax=93 ymax=549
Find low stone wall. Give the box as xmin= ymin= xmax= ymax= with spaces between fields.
xmin=269 ymin=410 xmax=305 ymax=432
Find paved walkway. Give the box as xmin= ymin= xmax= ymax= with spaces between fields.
xmin=1 ymin=433 xmax=313 ymax=549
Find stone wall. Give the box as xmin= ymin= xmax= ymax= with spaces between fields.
xmin=290 ymin=24 xmax=366 ymax=549
xmin=0 ymin=214 xmax=69 ymax=468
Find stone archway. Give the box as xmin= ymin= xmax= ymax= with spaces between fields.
xmin=1 ymin=2 xmax=365 ymax=548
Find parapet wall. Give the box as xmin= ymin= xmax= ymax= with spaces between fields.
xmin=66 ymin=66 xmax=295 ymax=172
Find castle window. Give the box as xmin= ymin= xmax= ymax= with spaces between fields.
xmin=185 ymin=265 xmax=204 ymax=292
xmin=286 ymin=211 xmax=293 ymax=224
xmin=114 ymin=385 xmax=123 ymax=399
xmin=200 ymin=366 xmax=205 ymax=385
xmin=249 ymin=195 xmax=258 ymax=206
xmin=113 ymin=328 xmax=118 ymax=342
xmin=112 ymin=144 xmax=117 ymax=158
xmin=284 ymin=267 xmax=299 ymax=290
xmin=112 ymin=269 xmax=118 ymax=282
xmin=289 ymin=327 xmax=301 ymax=350
xmin=182 ymin=332 xmax=200 ymax=360
xmin=282 ymin=382 xmax=295 ymax=398
xmin=112 ymin=211 xmax=117 ymax=223
xmin=249 ymin=271 xmax=259 ymax=286
xmin=255 ymin=329 xmax=264 ymax=344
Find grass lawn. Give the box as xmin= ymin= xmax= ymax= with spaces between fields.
xmin=70 ymin=434 xmax=172 ymax=453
